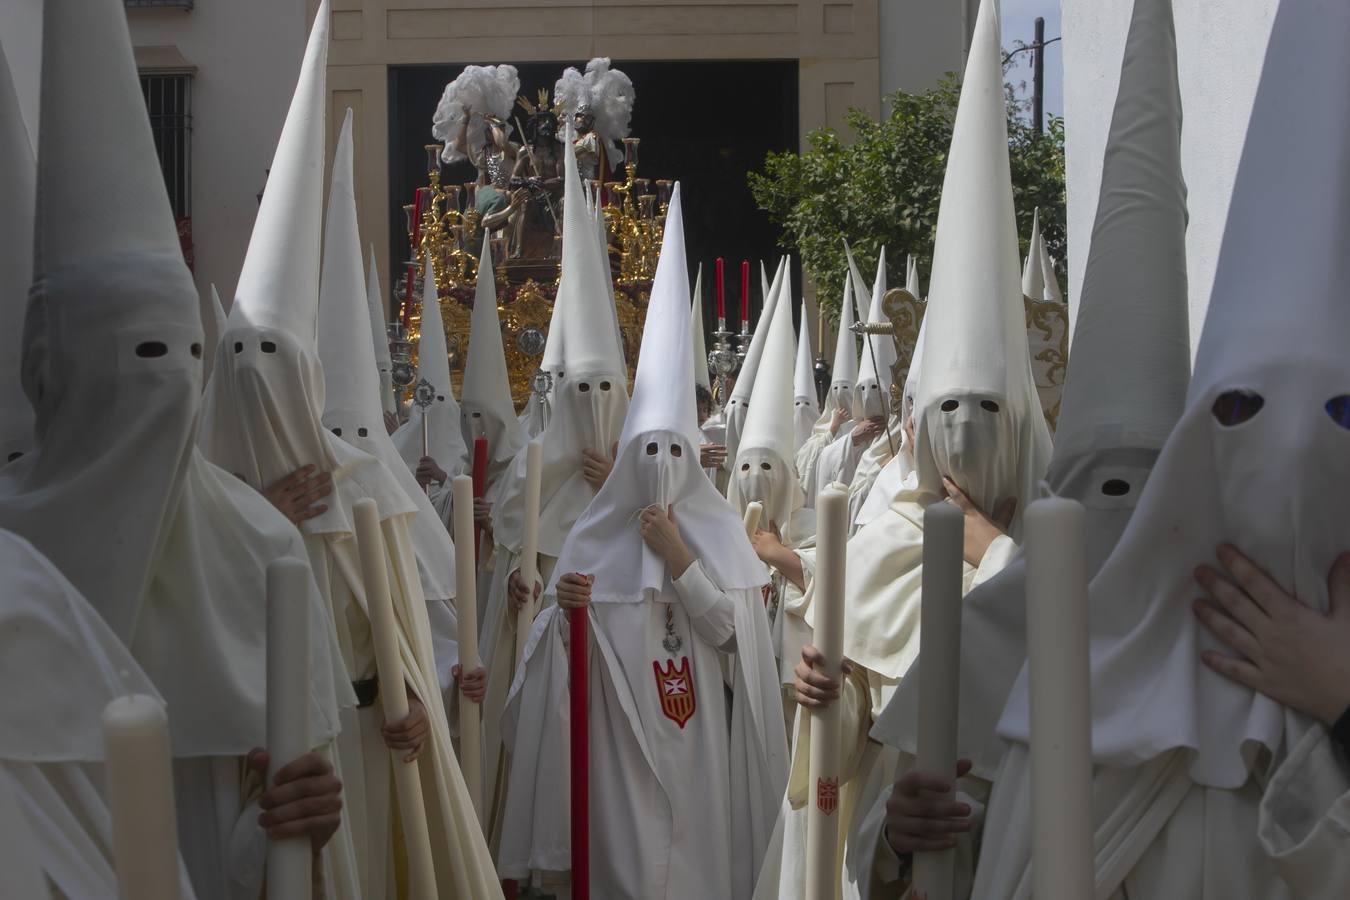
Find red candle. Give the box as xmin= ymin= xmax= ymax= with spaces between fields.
xmin=740 ymin=260 xmax=750 ymax=324
xmin=411 ymin=187 xmax=425 ymax=249
xmin=715 ymin=257 xmax=726 ymax=319
xmin=569 ymin=607 xmax=590 ymax=900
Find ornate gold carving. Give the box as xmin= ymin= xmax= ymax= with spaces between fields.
xmin=881 ymin=287 xmax=926 ymax=414
xmin=1024 ymin=295 xmax=1069 ymax=431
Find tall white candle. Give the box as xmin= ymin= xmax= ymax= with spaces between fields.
xmin=452 ymin=475 xmax=484 ymax=820
xmin=742 ymin=500 xmax=763 ymax=539
xmin=0 ymin=762 xmax=52 ymax=899
xmin=1025 ymin=498 xmax=1093 ymax=900
xmin=353 ymin=499 xmax=439 ymax=899
xmin=912 ymin=501 xmax=964 ymax=900
xmin=516 ymin=439 xmax=544 ymax=663
xmin=804 ymin=485 xmax=849 ymax=900
xmin=102 ymin=695 xmax=181 ymax=900
xmin=265 ymin=557 xmax=312 ymax=900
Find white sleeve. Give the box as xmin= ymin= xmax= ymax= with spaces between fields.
xmin=671 ymin=560 xmax=738 ymax=649
xmin=1259 ymin=725 xmax=1350 ymax=896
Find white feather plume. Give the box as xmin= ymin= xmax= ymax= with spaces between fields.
xmin=583 ymin=58 xmax=635 ymax=170
xmin=431 ymin=64 xmax=520 ymax=164
xmin=554 ymin=66 xmax=589 ymax=121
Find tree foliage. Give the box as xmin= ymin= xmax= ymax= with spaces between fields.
xmin=748 ymin=72 xmax=1066 ymax=321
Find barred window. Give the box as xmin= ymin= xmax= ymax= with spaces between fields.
xmin=140 ymin=73 xmax=192 ymax=219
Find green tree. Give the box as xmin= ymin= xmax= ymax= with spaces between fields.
xmin=748 ymin=73 xmax=1066 ymax=321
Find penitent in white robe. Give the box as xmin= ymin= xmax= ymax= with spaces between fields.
xmin=796 ymin=416 xmax=847 ymax=508
xmin=500 ymin=561 xmax=787 ymax=898
xmin=815 ymin=430 xmax=872 ymax=497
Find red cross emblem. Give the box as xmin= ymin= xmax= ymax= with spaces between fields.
xmin=653 ymin=656 xmax=696 ymax=728
xmin=816 ymin=776 xmax=839 ymax=816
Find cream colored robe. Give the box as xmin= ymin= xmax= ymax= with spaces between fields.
xmin=305 ymin=511 xmax=503 ymax=900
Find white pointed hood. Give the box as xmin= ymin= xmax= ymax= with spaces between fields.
xmin=0 ymin=41 xmax=35 ymax=463
xmin=906 ymin=254 xmax=922 ymax=299
xmin=393 ymin=257 xmax=470 ymax=475
xmin=461 ymin=238 xmax=524 ymax=474
xmin=793 ymin=295 xmax=820 ymax=449
xmin=0 ymin=0 xmax=343 ymax=759
xmin=553 ymin=183 xmax=765 ymax=600
xmin=691 ymin=263 xmax=713 ymax=395
xmin=843 ymin=241 xmax=872 ymax=324
xmin=911 ymin=0 xmax=1052 ymax=535
xmin=209 ymin=283 xmax=228 ymax=338
xmin=1021 ymin=207 xmax=1046 ymax=300
xmin=318 ymin=110 xmax=458 ymax=603
xmin=728 ymin=270 xmax=805 ymax=539
xmin=723 ymin=257 xmax=785 ymax=469
xmin=367 ymin=245 xmax=396 ymax=415
xmin=854 ymin=246 xmax=897 ymax=419
xmin=1002 ymin=0 xmax=1350 ymax=790
xmin=492 ymin=129 xmax=629 ymax=558
xmin=1040 ymin=241 xmax=1063 ymax=302
xmin=828 ymin=267 xmax=860 ymax=407
xmin=880 ymin=0 xmax=1192 ymax=779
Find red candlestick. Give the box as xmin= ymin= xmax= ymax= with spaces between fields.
xmin=740 ymin=260 xmax=750 ymax=324
xmin=411 ymin=187 xmax=425 ymax=249
xmin=715 ymin=257 xmax=726 ymax=319
xmin=471 ymin=437 xmax=488 ymax=563
xmin=569 ymin=607 xmax=590 ymax=900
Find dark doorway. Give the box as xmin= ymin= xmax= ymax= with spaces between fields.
xmin=387 ymin=59 xmax=799 ymax=331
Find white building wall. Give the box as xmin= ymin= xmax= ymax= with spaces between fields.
xmin=1063 ymin=0 xmax=1279 ymax=353
xmin=879 ymin=0 xmax=966 ymax=105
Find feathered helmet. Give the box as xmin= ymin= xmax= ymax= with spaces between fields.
xmin=553 ymin=58 xmax=635 ymax=170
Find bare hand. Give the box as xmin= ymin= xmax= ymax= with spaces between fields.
xmin=263 ymin=465 xmax=333 ymax=525
xmin=885 ymin=759 xmax=973 ymax=855
xmin=1193 ymin=546 xmax=1350 ymax=726
xmin=851 ymin=416 xmax=885 ymax=447
xmin=830 ymin=405 xmax=850 ymax=435
xmin=793 ymin=644 xmax=854 ymax=709
xmin=452 ymin=664 xmax=487 ymax=704
xmin=943 ymin=476 xmax=1015 ymax=567
xmin=582 ymin=447 xmax=615 ymax=489
xmin=415 ymin=456 xmax=448 ymax=488
xmin=246 ymin=749 xmax=343 ymax=854
xmin=473 ymin=497 xmax=493 ymax=532
xmin=751 ymin=520 xmax=788 ymax=568
xmin=557 ymin=572 xmax=594 ymax=611
xmin=382 ymin=693 xmax=429 ymax=763
xmin=508 ymin=568 xmax=541 ymax=613
xmin=699 ymin=443 xmax=728 ymax=470
xmin=640 ymin=504 xmax=695 ymax=578
xmin=383 ymin=411 xmax=400 ymax=436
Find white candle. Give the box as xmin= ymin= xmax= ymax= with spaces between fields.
xmin=516 ymin=439 xmax=544 ymax=664
xmin=353 ymin=499 xmax=439 ymax=899
xmin=1025 ymin=498 xmax=1093 ymax=900
xmin=742 ymin=500 xmax=763 ymax=539
xmin=102 ymin=695 xmax=181 ymax=900
xmin=912 ymin=501 xmax=964 ymax=900
xmin=0 ymin=762 xmax=52 ymax=899
xmin=452 ymin=475 xmax=483 ymax=820
xmin=265 ymin=557 xmax=312 ymax=900
xmin=804 ymin=485 xmax=849 ymax=899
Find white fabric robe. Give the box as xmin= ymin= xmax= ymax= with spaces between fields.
xmin=815 ymin=430 xmax=871 ymax=496
xmin=796 ymin=419 xmax=845 ymax=508
xmin=499 ymin=561 xmax=788 ymax=898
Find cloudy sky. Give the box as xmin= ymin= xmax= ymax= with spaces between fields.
xmin=1002 ymin=0 xmax=1064 ymax=119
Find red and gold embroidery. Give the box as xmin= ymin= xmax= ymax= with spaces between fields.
xmin=653 ymin=656 xmax=696 ymax=728
xmin=816 ymin=776 xmax=839 ymax=815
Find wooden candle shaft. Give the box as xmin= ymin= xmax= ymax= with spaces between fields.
xmin=353 ymin=499 xmax=439 ymax=900
xmin=516 ymin=440 xmax=544 ymax=664
xmin=742 ymin=501 xmax=763 ymax=539
xmin=912 ymin=502 xmax=964 ymax=900
xmin=453 ymin=476 xmax=484 ymax=819
xmin=103 ymin=695 xmax=181 ymax=900
xmin=266 ymin=558 xmax=313 ymax=900
xmin=804 ymin=486 xmax=849 ymax=899
xmin=1026 ymin=498 xmax=1094 ymax=900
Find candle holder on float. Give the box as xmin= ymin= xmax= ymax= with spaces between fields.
xmin=708 ymin=320 xmax=739 ymax=408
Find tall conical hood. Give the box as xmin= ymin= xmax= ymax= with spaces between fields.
xmin=738 ymin=273 xmax=796 ymax=466
xmin=209 ymin=284 xmax=228 ymax=338
xmin=461 ymin=238 xmax=523 ymax=466
xmin=1040 ymin=242 xmax=1063 ymax=302
xmin=318 ymin=113 xmax=458 ymax=603
xmin=913 ymin=0 xmax=1051 ymax=528
xmin=843 ymin=242 xmax=872 ymax=323
xmin=0 ymin=42 xmax=35 ymax=462
xmin=855 ymin=245 xmax=898 ymax=414
xmin=558 ymin=127 xmax=625 ymax=378
xmin=793 ymin=294 xmax=820 ymax=449
xmin=691 ymin=263 xmax=713 ymax=394
xmin=367 ymin=244 xmax=396 ymax=415
xmin=1048 ymin=0 xmax=1190 ymax=478
xmin=318 ymin=111 xmax=386 ymax=428
xmin=906 ymin=254 xmax=921 ymax=298
xmin=829 ymin=268 xmax=859 ymax=390
xmin=593 ymin=189 xmax=626 ymax=369
xmin=227 ymin=0 xmax=329 ymax=344
xmin=203 ymin=283 xmax=228 ymax=378
xmin=729 ymin=257 xmax=785 ymax=405
xmin=1021 ymin=207 xmax=1046 ymax=300
xmin=619 ymin=184 xmax=699 ymax=449
xmin=392 ymin=257 xmax=469 ymax=472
